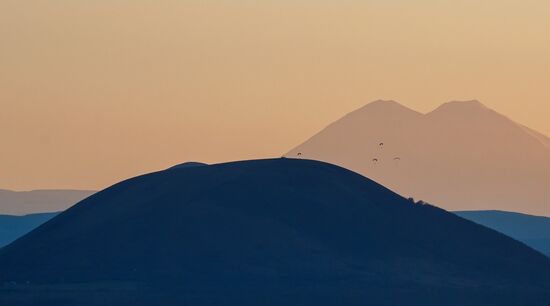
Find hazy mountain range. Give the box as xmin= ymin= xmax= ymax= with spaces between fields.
xmin=0 ymin=189 xmax=95 ymax=215
xmin=0 ymin=212 xmax=59 ymax=248
xmin=1 ymin=159 xmax=549 ymax=305
xmin=287 ymin=100 xmax=550 ymax=216
xmin=455 ymin=210 xmax=550 ymax=256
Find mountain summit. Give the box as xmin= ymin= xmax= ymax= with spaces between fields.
xmin=0 ymin=158 xmax=548 ymax=305
xmin=287 ymin=101 xmax=550 ymax=216
xmin=431 ymin=99 xmax=487 ymax=111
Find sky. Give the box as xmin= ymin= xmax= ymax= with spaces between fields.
xmin=1 ymin=0 xmax=549 ymax=190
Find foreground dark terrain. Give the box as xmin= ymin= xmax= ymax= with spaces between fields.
xmin=1 ymin=159 xmax=549 ymax=306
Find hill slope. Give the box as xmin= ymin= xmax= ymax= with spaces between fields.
xmin=0 ymin=159 xmax=549 ymax=306
xmin=287 ymin=100 xmax=550 ymax=216
xmin=456 ymin=210 xmax=550 ymax=257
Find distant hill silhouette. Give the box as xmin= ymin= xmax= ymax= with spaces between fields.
xmin=168 ymin=161 xmax=208 ymax=170
xmin=287 ymin=100 xmax=550 ymax=216
xmin=456 ymin=210 xmax=550 ymax=257
xmin=0 ymin=212 xmax=58 ymax=248
xmin=0 ymin=189 xmax=95 ymax=215
xmin=0 ymin=159 xmax=549 ymax=306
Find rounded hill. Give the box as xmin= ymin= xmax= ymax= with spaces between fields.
xmin=0 ymin=158 xmax=548 ymax=305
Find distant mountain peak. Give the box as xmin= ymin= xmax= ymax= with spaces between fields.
xmin=354 ymin=100 xmax=422 ymax=117
xmin=430 ymin=100 xmax=489 ymax=113
xmin=364 ymin=99 xmax=409 ymax=109
xmin=369 ymin=99 xmax=401 ymax=105
xmin=448 ymin=99 xmax=483 ymax=105
xmin=287 ymin=99 xmax=550 ymax=216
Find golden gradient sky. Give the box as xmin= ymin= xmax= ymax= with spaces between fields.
xmin=1 ymin=0 xmax=549 ymax=190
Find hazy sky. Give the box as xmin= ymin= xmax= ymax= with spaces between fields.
xmin=1 ymin=0 xmax=549 ymax=190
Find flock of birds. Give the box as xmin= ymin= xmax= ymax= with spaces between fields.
xmin=371 ymin=143 xmax=401 ymax=164
xmin=296 ymin=142 xmax=401 ymax=165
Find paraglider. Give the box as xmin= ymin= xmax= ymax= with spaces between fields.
xmin=379 ymin=142 xmax=384 ymax=147
xmin=297 ymin=152 xmax=302 ymax=156
xmin=393 ymin=157 xmax=401 ymax=161
xmin=372 ymin=158 xmax=379 ymax=163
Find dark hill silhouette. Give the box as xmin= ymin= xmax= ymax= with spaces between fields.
xmin=0 ymin=159 xmax=549 ymax=306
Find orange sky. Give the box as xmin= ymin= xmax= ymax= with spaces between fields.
xmin=1 ymin=0 xmax=549 ymax=190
